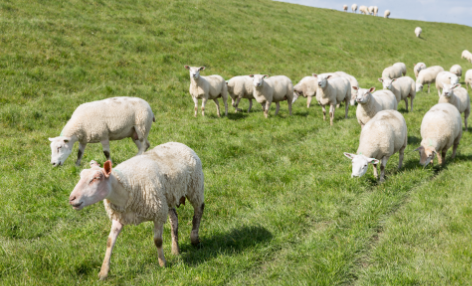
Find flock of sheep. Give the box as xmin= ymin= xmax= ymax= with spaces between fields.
xmin=47 ymin=47 xmax=472 ymax=279
xmin=343 ymin=4 xmax=390 ymax=18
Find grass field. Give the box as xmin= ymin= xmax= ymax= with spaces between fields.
xmin=1 ymin=0 xmax=472 ymax=284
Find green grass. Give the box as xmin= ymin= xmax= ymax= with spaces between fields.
xmin=1 ymin=0 xmax=472 ymax=284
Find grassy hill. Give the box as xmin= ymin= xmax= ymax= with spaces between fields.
xmin=1 ymin=0 xmax=472 ymax=284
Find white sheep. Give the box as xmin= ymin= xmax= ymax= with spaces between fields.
xmin=415 ymin=27 xmax=422 ymax=38
xmin=413 ymin=62 xmax=427 ymax=78
xmin=435 ymin=71 xmax=459 ymax=96
xmin=68 ymin=142 xmax=205 ymax=280
xmin=414 ymin=103 xmax=462 ymax=166
xmin=439 ymin=83 xmax=470 ymax=130
xmin=382 ymin=65 xmax=403 ymax=80
xmin=344 ymin=110 xmax=407 ymax=182
xmin=226 ymin=76 xmax=254 ymax=113
xmin=450 ymin=64 xmax=463 ymax=79
xmin=353 ymin=87 xmax=398 ymax=128
xmin=185 ymin=65 xmax=228 ymax=117
xmin=352 ymin=3 xmax=358 ymax=13
xmin=359 ymin=5 xmax=368 ymax=14
xmin=334 ymin=71 xmax=359 ymax=105
xmin=461 ymin=50 xmax=472 ymax=63
xmin=373 ymin=6 xmax=379 ymax=16
xmin=384 ymin=10 xmax=390 ymax=18
xmin=313 ymin=74 xmax=351 ymax=125
xmin=465 ymin=69 xmax=472 ymax=90
xmin=378 ymin=76 xmax=416 ymax=112
xmin=368 ymin=6 xmax=374 ymax=15
xmin=293 ymin=76 xmax=317 ymax=108
xmin=343 ymin=4 xmax=348 ymax=11
xmin=393 ymin=62 xmax=407 ymax=76
xmin=49 ymin=97 xmax=154 ymax=167
xmin=416 ymin=65 xmax=444 ymax=93
xmin=250 ymin=74 xmax=294 ymax=118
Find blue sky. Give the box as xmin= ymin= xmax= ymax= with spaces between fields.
xmin=275 ymin=0 xmax=472 ymax=27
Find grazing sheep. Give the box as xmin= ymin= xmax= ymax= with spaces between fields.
xmin=354 ymin=87 xmax=398 ymax=128
xmin=378 ymin=76 xmax=416 ymax=112
xmin=352 ymin=3 xmax=358 ymax=13
xmin=359 ymin=5 xmax=368 ymax=14
xmin=382 ymin=65 xmax=403 ymax=80
xmin=415 ymin=27 xmax=422 ymax=38
xmin=384 ymin=10 xmax=390 ymax=18
xmin=49 ymin=97 xmax=155 ymax=167
xmin=226 ymin=76 xmax=254 ymax=113
xmin=373 ymin=6 xmax=379 ymax=16
xmin=313 ymin=74 xmax=351 ymax=125
xmin=416 ymin=65 xmax=444 ymax=93
xmin=334 ymin=71 xmax=359 ymax=105
xmin=368 ymin=6 xmax=374 ymax=15
xmin=68 ymin=142 xmax=205 ymax=280
xmin=393 ymin=62 xmax=407 ymax=76
xmin=465 ymin=69 xmax=472 ymax=90
xmin=413 ymin=62 xmax=427 ymax=78
xmin=344 ymin=110 xmax=407 ymax=182
xmin=250 ymin=74 xmax=294 ymax=118
xmin=450 ymin=64 xmax=463 ymax=79
xmin=414 ymin=103 xmax=462 ymax=166
xmin=435 ymin=71 xmax=459 ymax=96
xmin=461 ymin=50 xmax=472 ymax=63
xmin=293 ymin=76 xmax=317 ymax=108
xmin=343 ymin=4 xmax=348 ymax=11
xmin=439 ymin=83 xmax=470 ymax=130
xmin=185 ymin=65 xmax=228 ymax=117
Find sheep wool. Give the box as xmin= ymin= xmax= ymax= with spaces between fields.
xmin=438 ymin=84 xmax=470 ymax=130
xmin=355 ymin=88 xmax=398 ymax=127
xmin=415 ymin=27 xmax=422 ymax=38
xmin=293 ymin=76 xmax=317 ymax=107
xmin=227 ymin=75 xmax=254 ymax=113
xmin=384 ymin=10 xmax=390 ymax=18
xmin=352 ymin=3 xmax=358 ymax=12
xmin=435 ymin=71 xmax=459 ymax=96
xmin=416 ymin=65 xmax=444 ymax=93
xmin=450 ymin=64 xmax=463 ymax=79
xmin=414 ymin=62 xmax=427 ymax=78
xmin=465 ymin=69 xmax=472 ymax=90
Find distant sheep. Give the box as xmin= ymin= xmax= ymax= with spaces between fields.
xmin=382 ymin=65 xmax=403 ymax=80
xmin=352 ymin=3 xmax=358 ymax=13
xmin=465 ymin=69 xmax=472 ymax=90
xmin=413 ymin=62 xmax=427 ymax=78
xmin=373 ymin=6 xmax=379 ymax=16
xmin=250 ymin=74 xmax=294 ymax=118
xmin=450 ymin=64 xmax=463 ymax=79
xmin=313 ymin=74 xmax=351 ymax=125
xmin=461 ymin=50 xmax=472 ymax=63
xmin=353 ymin=87 xmax=398 ymax=128
xmin=185 ymin=65 xmax=228 ymax=117
xmin=368 ymin=6 xmax=374 ymax=15
xmin=416 ymin=66 xmax=444 ymax=93
xmin=415 ymin=27 xmax=422 ymax=38
xmin=226 ymin=76 xmax=254 ymax=113
xmin=293 ymin=76 xmax=317 ymax=108
xmin=344 ymin=110 xmax=407 ymax=182
xmin=414 ymin=103 xmax=462 ymax=166
xmin=435 ymin=71 xmax=459 ymax=96
xmin=384 ymin=10 xmax=390 ymax=18
xmin=379 ymin=76 xmax=416 ymax=112
xmin=359 ymin=5 xmax=368 ymax=14
xmin=439 ymin=83 xmax=470 ymax=130
xmin=343 ymin=5 xmax=348 ymax=11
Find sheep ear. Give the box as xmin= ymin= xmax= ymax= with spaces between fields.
xmin=48 ymin=137 xmax=55 ymax=142
xmin=199 ymin=66 xmax=205 ymax=71
xmin=249 ymin=74 xmax=254 ymax=78
xmin=378 ymin=78 xmax=383 ymax=83
xmin=367 ymin=158 xmax=380 ymax=164
xmin=312 ymin=73 xmax=318 ymax=78
xmin=263 ymin=74 xmax=268 ymax=78
xmin=103 ymin=160 xmax=112 ymax=178
xmin=225 ymin=80 xmax=228 ymax=85
xmin=369 ymin=87 xmax=376 ymax=93
xmin=184 ymin=65 xmax=190 ymax=70
xmin=90 ymin=160 xmax=100 ymax=168
xmin=392 ymin=78 xmax=396 ymax=82
xmin=454 ymin=83 xmax=461 ymax=89
xmin=343 ymin=152 xmax=355 ymax=160
xmin=352 ymin=86 xmax=358 ymax=90
xmin=326 ymin=75 xmax=332 ymax=80
xmin=413 ymin=146 xmax=424 ymax=152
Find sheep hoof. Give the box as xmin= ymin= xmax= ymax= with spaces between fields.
xmin=98 ymin=272 xmax=108 ymax=280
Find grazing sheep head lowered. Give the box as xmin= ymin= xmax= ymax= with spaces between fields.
xmin=378 ymin=78 xmax=395 ymax=90
xmin=69 ymin=160 xmax=113 ymax=210
xmin=415 ymin=82 xmax=424 ymax=92
xmin=184 ymin=65 xmax=205 ymax=80
xmin=312 ymin=74 xmax=331 ymax=89
xmin=249 ymin=74 xmax=267 ymax=87
xmin=414 ymin=146 xmax=436 ymax=166
xmin=353 ymin=86 xmax=375 ymax=104
xmin=49 ymin=136 xmax=74 ymax=167
xmin=344 ymin=153 xmax=379 ymax=178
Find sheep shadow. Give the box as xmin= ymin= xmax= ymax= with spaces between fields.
xmin=179 ymin=225 xmax=273 ymax=266
xmin=226 ymin=112 xmax=249 ymax=121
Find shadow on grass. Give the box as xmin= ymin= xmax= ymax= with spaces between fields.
xmin=226 ymin=112 xmax=249 ymax=120
xmin=179 ymin=225 xmax=273 ymax=266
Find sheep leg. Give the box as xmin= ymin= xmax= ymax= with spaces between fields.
xmin=307 ymin=96 xmax=313 ymax=108
xmin=410 ymin=95 xmax=414 ymax=111
xmin=98 ymin=220 xmax=123 ymax=280
xmin=248 ymin=99 xmax=253 ymax=113
xmin=191 ymin=203 xmax=205 ymax=246
xmin=399 ymin=146 xmax=405 ymax=169
xmin=153 ymin=221 xmax=166 ymax=267
xmin=452 ymin=138 xmax=460 ymax=159
xmin=437 ymin=151 xmax=444 ymax=165
xmin=213 ymin=98 xmax=221 ymax=118
xmin=234 ymin=97 xmax=242 ymax=113
xmin=428 ymin=84 xmax=430 ymax=93
xmin=464 ymin=109 xmax=469 ymax=130
xmin=344 ymin=98 xmax=349 ymax=118
xmin=75 ymin=142 xmax=86 ymax=166
xmin=336 ymin=103 xmax=340 ymax=108
xmin=288 ymin=98 xmax=293 ymax=116
xmin=275 ymin=102 xmax=280 ymax=116
xmin=264 ymin=101 xmax=270 ymax=118
xmin=404 ymin=98 xmax=409 ymax=112
xmin=380 ymin=156 xmax=389 ymax=182
xmin=168 ymin=208 xmax=180 ymax=255
xmin=222 ymin=94 xmax=228 ymax=117
xmin=201 ymin=98 xmax=208 ymax=117
xmin=193 ymin=97 xmax=198 ymax=117
xmin=101 ymin=140 xmax=111 ymax=161
xmin=329 ymin=104 xmax=335 ymax=126
xmin=372 ymin=163 xmax=378 ymax=179
xmin=322 ymin=105 xmax=326 ymax=121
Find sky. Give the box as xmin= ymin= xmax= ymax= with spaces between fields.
xmin=275 ymin=0 xmax=472 ymax=27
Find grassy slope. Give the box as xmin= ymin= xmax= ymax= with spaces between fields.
xmin=1 ymin=0 xmax=472 ymax=284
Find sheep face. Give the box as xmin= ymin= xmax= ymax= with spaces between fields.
xmin=379 ymin=78 xmax=394 ymax=90
xmin=315 ymin=74 xmax=330 ymax=89
xmin=344 ymin=153 xmax=379 ymax=178
xmin=415 ymin=146 xmax=436 ymax=166
xmin=250 ymin=74 xmax=267 ymax=88
xmin=185 ymin=65 xmax=205 ymax=80
xmin=415 ymin=83 xmax=423 ymax=92
xmin=355 ymin=87 xmax=375 ymax=104
xmin=49 ymin=137 xmax=74 ymax=167
xmin=69 ymin=161 xmax=113 ymax=210
xmin=442 ymin=83 xmax=459 ymax=97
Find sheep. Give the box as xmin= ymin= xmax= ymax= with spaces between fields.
xmin=344 ymin=110 xmax=407 ymax=182
xmin=439 ymin=83 xmax=470 ymax=130
xmin=49 ymin=97 xmax=154 ymax=167
xmin=226 ymin=76 xmax=254 ymax=113
xmin=384 ymin=10 xmax=390 ymax=18
xmin=378 ymin=76 xmax=416 ymax=112
xmin=465 ymin=69 xmax=472 ymax=90
xmin=334 ymin=71 xmax=359 ymax=105
xmin=413 ymin=62 xmax=427 ymax=78
xmin=359 ymin=5 xmax=368 ymax=14
xmin=293 ymin=76 xmax=317 ymax=108
xmin=312 ymin=74 xmax=351 ymax=125
xmin=461 ymin=50 xmax=472 ymax=63
xmin=68 ymin=142 xmax=205 ymax=280
xmin=352 ymin=3 xmax=358 ymax=13
xmin=414 ymin=103 xmax=462 ymax=166
xmin=393 ymin=62 xmax=407 ymax=76
xmin=353 ymin=87 xmax=398 ymax=128
xmin=435 ymin=71 xmax=459 ymax=96
xmin=368 ymin=6 xmax=374 ymax=15
xmin=373 ymin=6 xmax=379 ymax=16
xmin=450 ymin=64 xmax=463 ymax=79
xmin=343 ymin=4 xmax=348 ymax=11
xmin=184 ymin=65 xmax=228 ymax=117
xmin=382 ymin=65 xmax=403 ymax=80
xmin=250 ymin=74 xmax=294 ymax=118
xmin=415 ymin=27 xmax=422 ymax=38
xmin=416 ymin=65 xmax=444 ymax=93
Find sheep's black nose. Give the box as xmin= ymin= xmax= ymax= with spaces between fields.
xmin=52 ymin=162 xmax=56 ymax=166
